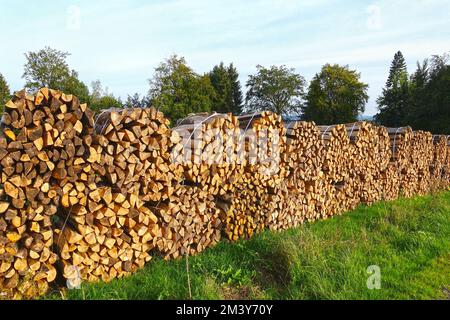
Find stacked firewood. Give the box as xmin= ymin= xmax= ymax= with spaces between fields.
xmin=318 ymin=124 xmax=358 ymax=212
xmin=444 ymin=136 xmax=450 ymax=187
xmin=262 ymin=184 xmax=300 ymax=231
xmin=54 ymin=107 xmax=187 ymax=281
xmin=173 ymin=113 xmax=241 ymax=196
xmin=282 ymin=121 xmax=330 ymax=223
xmin=1 ymin=86 xmax=450 ymax=300
xmin=386 ymin=127 xmax=415 ymax=197
xmin=344 ymin=122 xmax=391 ymax=204
xmin=54 ymin=190 xmax=160 ymax=283
xmin=0 ymin=88 xmax=95 ymax=298
xmin=395 ymin=130 xmax=434 ymax=197
xmin=380 ymin=163 xmax=400 ymax=200
xmin=430 ymin=135 xmax=448 ymax=189
xmin=152 ymin=185 xmax=221 ymax=260
xmin=237 ymin=112 xmax=287 ymax=188
xmin=217 ymin=112 xmax=288 ymax=241
xmin=413 ymin=131 xmax=434 ymax=195
xmin=94 ymin=108 xmax=183 ymax=203
xmin=217 ymin=180 xmax=266 ymax=241
xmin=284 ymin=121 xmax=324 ymax=189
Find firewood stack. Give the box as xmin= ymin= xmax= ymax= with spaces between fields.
xmin=284 ymin=121 xmax=324 ymax=190
xmin=152 ymin=185 xmax=221 ymax=260
xmin=237 ymin=112 xmax=287 ymax=188
xmin=173 ymin=112 xmax=241 ymax=196
xmin=54 ymin=107 xmax=185 ymax=281
xmin=94 ymin=108 xmax=183 ymax=203
xmin=318 ymin=124 xmax=357 ymax=213
xmin=344 ymin=122 xmax=390 ymax=204
xmin=430 ymin=135 xmax=448 ymax=189
xmin=0 ymin=88 xmax=94 ymax=299
xmin=410 ymin=131 xmax=434 ymax=195
xmin=282 ymin=121 xmax=328 ymax=223
xmin=54 ymin=190 xmax=160 ymax=283
xmin=217 ymin=112 xmax=288 ymax=241
xmin=1 ymin=85 xmax=450 ymax=299
xmin=217 ymin=185 xmax=262 ymax=241
xmin=380 ymin=163 xmax=400 ymax=201
xmin=387 ymin=127 xmax=416 ymax=197
xmin=444 ymin=136 xmax=450 ymax=187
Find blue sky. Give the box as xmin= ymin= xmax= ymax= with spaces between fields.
xmin=0 ymin=0 xmax=449 ymax=115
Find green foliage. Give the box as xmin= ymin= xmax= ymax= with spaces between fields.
xmin=303 ymin=64 xmax=368 ymax=124
xmin=0 ymin=73 xmax=11 ymax=113
xmin=375 ymin=51 xmax=410 ymax=127
xmin=22 ymin=47 xmax=90 ymax=103
xmin=375 ymin=51 xmax=450 ymax=134
xmin=149 ymin=55 xmax=216 ymax=124
xmin=125 ymin=93 xmax=151 ymax=108
xmin=48 ymin=191 xmax=450 ymax=300
xmin=407 ymin=54 xmax=450 ymax=134
xmin=245 ymin=65 xmax=305 ymax=115
xmin=208 ymin=62 xmax=243 ymax=114
xmin=88 ymin=80 xmax=123 ymax=113
xmin=89 ymin=95 xmax=122 ymax=114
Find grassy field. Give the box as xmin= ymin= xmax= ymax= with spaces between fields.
xmin=48 ymin=191 xmax=450 ymax=300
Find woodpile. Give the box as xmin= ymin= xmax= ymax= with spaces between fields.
xmin=444 ymin=136 xmax=450 ymax=187
xmin=1 ymin=86 xmax=449 ymax=300
xmin=54 ymin=189 xmax=160 ymax=283
xmin=152 ymin=185 xmax=221 ymax=260
xmin=0 ymin=88 xmax=94 ymax=299
xmin=284 ymin=121 xmax=324 ymax=189
xmin=94 ymin=108 xmax=183 ymax=203
xmin=380 ymin=163 xmax=400 ymax=201
xmin=173 ymin=113 xmax=241 ymax=196
xmin=217 ymin=112 xmax=288 ymax=241
xmin=282 ymin=121 xmax=335 ymax=223
xmin=217 ymin=182 xmax=264 ymax=241
xmin=318 ymin=124 xmax=358 ymax=212
xmin=344 ymin=122 xmax=391 ymax=204
xmin=430 ymin=135 xmax=448 ymax=189
xmin=237 ymin=112 xmax=287 ymax=188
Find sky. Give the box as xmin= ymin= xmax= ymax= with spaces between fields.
xmin=0 ymin=0 xmax=449 ymax=115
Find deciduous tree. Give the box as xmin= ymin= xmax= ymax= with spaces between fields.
xmin=303 ymin=64 xmax=368 ymax=124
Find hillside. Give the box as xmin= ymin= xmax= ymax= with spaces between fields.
xmin=49 ymin=191 xmax=450 ymax=300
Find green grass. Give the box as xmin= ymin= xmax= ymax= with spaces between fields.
xmin=47 ymin=191 xmax=450 ymax=300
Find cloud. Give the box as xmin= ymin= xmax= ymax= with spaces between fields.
xmin=366 ymin=4 xmax=383 ymax=31
xmin=66 ymin=5 xmax=81 ymax=31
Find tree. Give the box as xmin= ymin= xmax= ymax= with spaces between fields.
xmin=88 ymin=80 xmax=122 ymax=113
xmin=125 ymin=93 xmax=151 ymax=108
xmin=209 ymin=62 xmax=243 ymax=114
xmin=407 ymin=54 xmax=450 ymax=134
xmin=149 ymin=55 xmax=216 ymax=124
xmin=302 ymin=64 xmax=368 ymax=124
xmin=245 ymin=65 xmax=305 ymax=115
xmin=22 ymin=46 xmax=89 ymax=102
xmin=0 ymin=73 xmax=10 ymax=113
xmin=90 ymin=80 xmax=104 ymax=102
xmin=374 ymin=51 xmax=410 ymax=127
xmin=90 ymin=95 xmax=122 ymax=114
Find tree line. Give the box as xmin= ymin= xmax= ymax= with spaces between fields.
xmin=374 ymin=50 xmax=450 ymax=134
xmin=0 ymin=47 xmax=448 ymax=133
